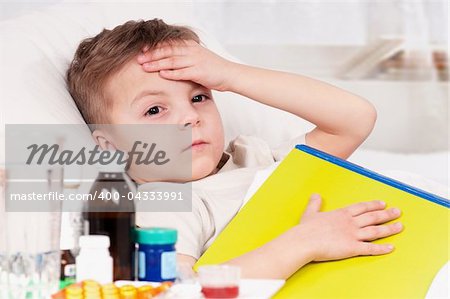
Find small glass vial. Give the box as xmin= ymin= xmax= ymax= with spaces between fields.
xmin=76 ymin=235 xmax=113 ymax=284
xmin=60 ymin=249 xmax=76 ymax=287
xmin=135 ymin=228 xmax=177 ymax=282
xmin=198 ymin=265 xmax=240 ymax=299
xmin=60 ymin=211 xmax=77 ymax=288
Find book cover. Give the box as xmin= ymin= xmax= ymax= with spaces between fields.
xmin=195 ymin=145 xmax=449 ymax=298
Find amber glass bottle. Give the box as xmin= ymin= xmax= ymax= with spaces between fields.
xmin=83 ymin=170 xmax=136 ymax=281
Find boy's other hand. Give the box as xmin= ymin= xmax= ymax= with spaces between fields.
xmin=298 ymin=194 xmax=403 ymax=262
xmin=137 ymin=40 xmax=238 ymax=92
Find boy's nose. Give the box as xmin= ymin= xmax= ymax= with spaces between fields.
xmin=183 ymin=119 xmax=200 ymax=128
xmin=180 ymin=109 xmax=201 ymax=129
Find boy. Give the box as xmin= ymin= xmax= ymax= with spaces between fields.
xmin=67 ymin=19 xmax=402 ymax=279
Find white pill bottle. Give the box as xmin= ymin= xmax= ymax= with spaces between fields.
xmin=76 ymin=235 xmax=113 ymax=284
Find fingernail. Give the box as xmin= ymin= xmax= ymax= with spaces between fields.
xmin=378 ymin=200 xmax=386 ymax=207
xmin=143 ymin=62 xmax=151 ymax=68
xmin=311 ymin=193 xmax=321 ymax=201
xmin=392 ymin=208 xmax=401 ymax=215
xmin=387 ymin=244 xmax=394 ymax=250
xmin=394 ymin=222 xmax=403 ymax=230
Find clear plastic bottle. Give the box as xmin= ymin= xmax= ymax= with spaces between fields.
xmin=76 ymin=235 xmax=113 ymax=284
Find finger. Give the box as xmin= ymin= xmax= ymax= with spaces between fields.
xmin=344 ymin=200 xmax=386 ymax=217
xmin=157 ymin=39 xmax=192 ymax=48
xmin=357 ymin=222 xmax=403 ymax=241
xmin=158 ymin=68 xmax=191 ymax=81
xmin=354 ymin=207 xmax=401 ymax=227
xmin=137 ymin=45 xmax=178 ymax=64
xmin=356 ymin=242 xmax=395 ymax=256
xmin=138 ymin=40 xmax=199 ymax=64
xmin=301 ymin=193 xmax=322 ymax=220
xmin=141 ymin=44 xmax=150 ymax=53
xmin=180 ymin=39 xmax=198 ymax=46
xmin=142 ymin=56 xmax=193 ymax=72
xmin=137 ymin=46 xmax=153 ymax=64
xmin=141 ymin=44 xmax=189 ymax=61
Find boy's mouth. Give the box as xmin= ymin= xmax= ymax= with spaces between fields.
xmin=192 ymin=140 xmax=208 ymax=151
xmin=192 ymin=139 xmax=207 ymax=146
xmin=182 ymin=139 xmax=208 ymax=152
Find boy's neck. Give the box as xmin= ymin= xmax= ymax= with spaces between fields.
xmin=209 ymin=152 xmax=230 ymax=176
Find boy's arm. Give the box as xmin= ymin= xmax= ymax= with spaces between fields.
xmin=176 ymin=225 xmax=313 ymax=280
xmin=179 ymin=194 xmax=402 ymax=280
xmin=223 ymin=64 xmax=377 ymax=159
xmin=138 ymin=40 xmax=377 ymax=159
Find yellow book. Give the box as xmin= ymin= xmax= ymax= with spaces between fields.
xmin=195 ymin=145 xmax=449 ymax=298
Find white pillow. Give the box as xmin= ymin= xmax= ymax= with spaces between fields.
xmin=0 ymin=1 xmax=312 ymax=163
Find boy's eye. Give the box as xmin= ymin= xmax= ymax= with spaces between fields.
xmin=192 ymin=94 xmax=209 ymax=103
xmin=145 ymin=106 xmax=162 ymax=116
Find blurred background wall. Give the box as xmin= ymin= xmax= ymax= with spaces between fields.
xmin=191 ymin=0 xmax=448 ymax=153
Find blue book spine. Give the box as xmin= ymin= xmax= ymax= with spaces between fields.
xmin=295 ymin=145 xmax=450 ymax=208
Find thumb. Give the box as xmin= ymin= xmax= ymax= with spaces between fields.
xmin=301 ymin=193 xmax=322 ymax=220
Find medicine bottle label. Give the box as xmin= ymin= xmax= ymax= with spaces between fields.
xmin=161 ymin=251 xmax=176 ymax=279
xmin=138 ymin=251 xmax=146 ymax=279
xmin=64 ymin=264 xmax=76 ymax=278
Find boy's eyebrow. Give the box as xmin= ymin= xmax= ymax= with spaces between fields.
xmin=131 ymin=90 xmax=166 ymax=106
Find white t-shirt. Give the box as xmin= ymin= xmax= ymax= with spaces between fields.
xmin=136 ymin=134 xmax=307 ymax=259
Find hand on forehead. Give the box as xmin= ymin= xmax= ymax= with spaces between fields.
xmin=135 ymin=38 xmax=234 ymax=92
xmin=138 ymin=39 xmax=198 ymax=63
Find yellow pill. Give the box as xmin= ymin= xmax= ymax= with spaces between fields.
xmin=120 ymin=285 xmax=136 ymax=291
xmin=120 ymin=286 xmax=137 ymax=299
xmin=84 ymin=284 xmax=101 ymax=290
xmin=102 ymin=283 xmax=118 ymax=290
xmin=66 ymin=294 xmax=84 ymax=299
xmin=103 ymin=295 xmax=120 ymax=299
xmin=83 ymin=280 xmax=100 ymax=287
xmin=103 ymin=288 xmax=119 ymax=294
xmin=66 ymin=285 xmax=83 ymax=295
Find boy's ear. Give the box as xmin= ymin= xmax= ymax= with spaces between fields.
xmin=92 ymin=129 xmax=118 ymax=151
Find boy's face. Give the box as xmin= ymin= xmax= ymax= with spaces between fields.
xmin=102 ymin=57 xmax=225 ymax=182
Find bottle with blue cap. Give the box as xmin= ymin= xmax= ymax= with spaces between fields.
xmin=135 ymin=227 xmax=178 ymax=282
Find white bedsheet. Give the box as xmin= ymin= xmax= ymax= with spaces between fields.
xmin=349 ymin=149 xmax=449 ymax=187
xmin=349 ymin=149 xmax=449 ymax=198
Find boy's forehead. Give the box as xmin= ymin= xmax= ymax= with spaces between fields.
xmin=111 ymin=58 xmax=149 ymax=84
xmin=105 ymin=59 xmax=207 ymax=102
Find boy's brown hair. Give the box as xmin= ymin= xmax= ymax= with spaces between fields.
xmin=66 ymin=19 xmax=200 ymax=124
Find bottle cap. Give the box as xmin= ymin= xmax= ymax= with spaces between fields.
xmin=135 ymin=227 xmax=177 ymax=245
xmin=79 ymin=235 xmax=110 ymax=249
